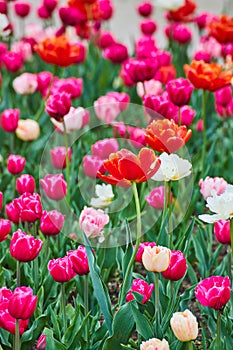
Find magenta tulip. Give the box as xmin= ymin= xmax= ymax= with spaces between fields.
xmin=162 ymin=250 xmax=187 ymax=281
xmin=48 ymin=256 xmax=76 ymax=282
xmin=68 ymin=246 xmax=89 ymax=275
xmin=10 ymin=229 xmax=43 ymax=262
xmin=126 ymin=278 xmax=154 ymax=304
xmin=7 ymin=154 xmax=25 ymax=175
xmin=0 ymin=109 xmax=20 ymax=132
xmin=40 ymin=174 xmax=67 ymax=201
xmin=40 ymin=210 xmax=65 ymax=236
xmin=50 ymin=146 xmax=72 ymax=170
xmin=8 ymin=287 xmax=37 ymax=320
xmin=16 ymin=174 xmax=36 ymax=194
xmin=0 ymin=219 xmax=11 ymax=242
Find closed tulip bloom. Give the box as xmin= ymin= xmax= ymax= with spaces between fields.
xmin=142 ymin=245 xmax=171 ymax=272
xmin=137 ymin=2 xmax=153 ymax=17
xmin=140 ymin=338 xmax=170 ymax=350
xmin=199 ymin=176 xmax=227 ymax=200
xmin=126 ymin=278 xmax=154 ymax=304
xmin=103 ymin=42 xmax=129 ymax=64
xmin=16 ymin=174 xmax=35 ymax=194
xmin=83 ymin=155 xmax=105 ymax=178
xmin=59 ymin=6 xmax=85 ymax=26
xmin=94 ymin=95 xmax=121 ymax=124
xmin=52 ymin=107 xmax=89 ymax=133
xmin=106 ymin=92 xmax=130 ymax=111
xmin=68 ymin=246 xmax=89 ymax=275
xmin=10 ymin=229 xmax=43 ymax=262
xmin=143 ymin=94 xmax=172 ymax=119
xmin=172 ymin=24 xmax=192 ymax=44
xmin=214 ymin=220 xmax=231 ymax=244
xmin=145 ymin=119 xmax=192 ymax=154
xmin=0 ymin=219 xmax=11 ymax=242
xmin=40 ymin=210 xmax=65 ymax=236
xmin=123 ymin=58 xmax=159 ymax=83
xmin=135 ymin=242 xmax=156 ymax=263
xmin=97 ymin=31 xmax=116 ymax=49
xmin=2 ymin=51 xmax=24 ymax=73
xmin=46 ymin=93 xmax=71 ymax=122
xmin=0 ymin=1 xmax=7 ymax=15
xmin=36 ymin=334 xmax=46 ymax=350
xmin=92 ymin=138 xmax=119 ymax=159
xmin=14 ymin=2 xmax=31 ymax=17
xmin=36 ymin=71 xmax=53 ymax=97
xmin=0 ymin=109 xmax=20 ymax=133
xmin=97 ymin=148 xmax=161 ymax=188
xmin=8 ymin=287 xmax=37 ymax=320
xmin=50 ymin=146 xmax=72 ymax=169
xmin=13 ymin=73 xmax=38 ymax=95
xmin=0 ymin=192 xmax=2 ymax=211
xmin=166 ymin=78 xmax=194 ymax=106
xmin=48 ymin=256 xmax=76 ymax=282
xmin=173 ymin=105 xmax=196 ymax=126
xmin=51 ymin=77 xmax=83 ymax=100
xmin=43 ymin=0 xmax=57 ymax=12
xmin=16 ymin=119 xmax=40 ymax=141
xmin=79 ymin=206 xmax=109 ymax=241
xmin=195 ymin=276 xmax=231 ymax=310
xmin=146 ymin=186 xmax=173 ymax=210
xmin=170 ymin=309 xmax=198 ymax=342
xmin=162 ymin=250 xmax=187 ymax=280
xmin=40 ymin=174 xmax=67 ymax=201
xmin=215 ymin=86 xmax=232 ymax=107
xmin=140 ymin=20 xmax=157 ymax=36
xmin=7 ymin=155 xmax=25 ymax=175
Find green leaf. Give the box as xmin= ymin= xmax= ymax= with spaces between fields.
xmin=130 ymin=302 xmax=154 ymax=340
xmin=21 ymin=315 xmax=47 ymax=350
xmin=43 ymin=328 xmax=67 ymax=350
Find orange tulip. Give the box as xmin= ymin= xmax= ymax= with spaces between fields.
xmin=34 ymin=35 xmax=85 ymax=67
xmin=208 ymin=15 xmax=233 ymax=44
xmin=184 ymin=60 xmax=233 ymax=92
xmin=145 ymin=119 xmax=192 ymax=154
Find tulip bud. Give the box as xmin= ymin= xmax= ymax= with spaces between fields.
xmin=48 ymin=256 xmax=76 ymax=282
xmin=36 ymin=334 xmax=46 ymax=350
xmin=214 ymin=220 xmax=231 ymax=244
xmin=68 ymin=246 xmax=89 ymax=275
xmin=40 ymin=174 xmax=67 ymax=201
xmin=7 ymin=154 xmax=25 ymax=175
xmin=14 ymin=2 xmax=31 ymax=17
xmin=142 ymin=245 xmax=171 ymax=272
xmin=0 ymin=109 xmax=20 ymax=132
xmin=10 ymin=229 xmax=43 ymax=262
xmin=140 ymin=338 xmax=170 ymax=350
xmin=40 ymin=210 xmax=65 ymax=236
xmin=137 ymin=2 xmax=153 ymax=17
xmin=162 ymin=250 xmax=187 ymax=281
xmin=2 ymin=51 xmax=24 ymax=73
xmin=16 ymin=119 xmax=40 ymax=141
xmin=0 ymin=219 xmax=11 ymax=242
xmin=146 ymin=186 xmax=173 ymax=210
xmin=46 ymin=93 xmax=71 ymax=122
xmin=140 ymin=19 xmax=157 ymax=36
xmin=135 ymin=242 xmax=156 ymax=263
xmin=170 ymin=309 xmax=198 ymax=342
xmin=8 ymin=287 xmax=37 ymax=320
xmin=50 ymin=146 xmax=72 ymax=169
xmin=103 ymin=42 xmax=129 ymax=64
xmin=16 ymin=174 xmax=36 ymax=194
xmin=0 ymin=192 xmax=3 ymax=211
xmin=126 ymin=278 xmax=154 ymax=304
xmin=196 ymin=119 xmax=203 ymax=132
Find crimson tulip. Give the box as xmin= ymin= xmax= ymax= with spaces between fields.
xmin=40 ymin=173 xmax=67 ymax=200
xmin=48 ymin=256 xmax=76 ymax=282
xmin=8 ymin=287 xmax=37 ymax=320
xmin=68 ymin=246 xmax=89 ymax=275
xmin=40 ymin=210 xmax=65 ymax=236
xmin=16 ymin=174 xmax=36 ymax=194
xmin=10 ymin=229 xmax=43 ymax=262
xmin=126 ymin=278 xmax=154 ymax=304
xmin=7 ymin=154 xmax=26 ymax=175
xmin=0 ymin=219 xmax=11 ymax=242
xmin=162 ymin=250 xmax=187 ymax=281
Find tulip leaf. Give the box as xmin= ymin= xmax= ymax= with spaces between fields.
xmin=130 ymin=301 xmax=154 ymax=340
xmin=20 ymin=315 xmax=47 ymax=350
xmin=103 ymin=302 xmax=135 ymax=350
xmin=43 ymin=327 xmax=67 ymax=350
xmin=83 ymin=233 xmax=113 ymax=335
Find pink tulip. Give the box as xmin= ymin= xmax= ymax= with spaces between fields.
xmin=0 ymin=192 xmax=2 ymax=211
xmin=199 ymin=176 xmax=228 ymax=200
xmin=51 ymin=77 xmax=83 ymax=99
xmin=103 ymin=42 xmax=128 ymax=64
xmin=36 ymin=334 xmax=46 ymax=350
xmin=172 ymin=105 xmax=196 ymax=126
xmin=16 ymin=174 xmax=35 ymax=194
xmin=43 ymin=0 xmax=57 ymax=13
xmin=14 ymin=1 xmax=31 ymax=17
xmin=50 ymin=146 xmax=72 ymax=169
xmin=7 ymin=193 xmax=42 ymax=223
xmin=196 ymin=119 xmax=203 ymax=132
xmin=68 ymin=246 xmax=89 ymax=275
xmin=215 ymin=86 xmax=232 ymax=107
xmin=135 ymin=242 xmax=156 ymax=263
xmin=10 ymin=229 xmax=43 ymax=262
xmin=94 ymin=95 xmax=121 ymax=124
xmin=91 ymin=138 xmax=119 ymax=159
xmin=36 ymin=71 xmax=53 ymax=98
xmin=13 ymin=73 xmax=38 ymax=95
xmin=46 ymin=93 xmax=71 ymax=122
xmin=214 ymin=220 xmax=231 ymax=244
xmin=162 ymin=250 xmax=187 ymax=281
xmin=37 ymin=5 xmax=50 ymax=19
xmin=59 ymin=6 xmax=85 ymax=26
xmin=106 ymin=92 xmax=130 ymax=111
xmin=40 ymin=174 xmax=67 ymax=201
xmin=52 ymin=107 xmax=90 ymax=133
xmin=2 ymin=51 xmax=23 ymax=73
xmin=166 ymin=78 xmax=194 ymax=107
xmin=99 ymin=0 xmax=113 ymax=20
xmin=97 ymin=31 xmax=115 ymax=49
xmin=83 ymin=155 xmax=105 ymax=178
xmin=140 ymin=19 xmax=157 ymax=36
xmin=123 ymin=57 xmax=159 ymax=83
xmin=7 ymin=154 xmax=25 ymax=175
xmin=193 ymin=50 xmax=211 ymax=63
xmin=0 ymin=109 xmax=20 ymax=132
xmin=195 ymin=276 xmax=231 ymax=310
xmin=126 ymin=278 xmax=154 ymax=304
xmin=146 ymin=186 xmax=173 ymax=210
xmin=137 ymin=2 xmax=153 ymax=17
xmin=8 ymin=287 xmax=37 ymax=320
xmin=40 ymin=210 xmax=65 ymax=236
xmin=79 ymin=206 xmax=109 ymax=240
xmin=172 ymin=24 xmax=192 ymax=45
xmin=0 ymin=219 xmax=11 ymax=242
xmin=135 ymin=36 xmax=158 ymax=59
xmin=128 ymin=126 xmax=146 ymax=148
xmin=48 ymin=256 xmax=76 ymax=282
xmin=0 ymin=1 xmax=7 ymax=14
xmin=143 ymin=93 xmax=173 ymax=119
xmin=137 ymin=79 xmax=163 ymax=98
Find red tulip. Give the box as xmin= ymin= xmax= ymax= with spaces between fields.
xmin=68 ymin=246 xmax=89 ymax=275
xmin=16 ymin=174 xmax=35 ymax=194
xmin=126 ymin=278 xmax=154 ymax=304
xmin=48 ymin=256 xmax=76 ymax=282
xmin=50 ymin=146 xmax=72 ymax=169
xmin=40 ymin=210 xmax=65 ymax=236
xmin=10 ymin=229 xmax=43 ymax=262
xmin=135 ymin=242 xmax=156 ymax=263
xmin=195 ymin=276 xmax=231 ymax=310
xmin=40 ymin=174 xmax=67 ymax=200
xmin=0 ymin=219 xmax=11 ymax=242
xmin=8 ymin=287 xmax=37 ymax=320
xmin=0 ymin=109 xmax=20 ymax=132
xmin=162 ymin=250 xmax=187 ymax=281
xmin=7 ymin=154 xmax=25 ymax=175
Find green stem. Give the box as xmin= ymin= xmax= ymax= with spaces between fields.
xmin=45 ymin=235 xmax=50 ymax=257
xmin=84 ymin=275 xmax=89 ymax=348
xmin=33 ymin=258 xmax=39 ymax=292
xmin=167 ymin=181 xmax=173 ymax=249
xmin=14 ymin=318 xmax=20 ymax=350
xmin=201 ymin=89 xmax=207 ymax=173
xmin=186 ymin=341 xmax=193 ymax=350
xmin=61 ymin=283 xmax=67 ymax=333
xmin=63 ymin=121 xmax=70 ymax=205
xmin=227 ymin=245 xmax=232 ymax=282
xmin=216 ymin=311 xmax=221 ymax=349
xmin=161 ymin=181 xmax=168 ymax=232
xmin=119 ymin=182 xmax=141 ymax=305
xmin=16 ymin=261 xmax=20 ymax=287
xmin=155 ymin=273 xmax=159 ymax=318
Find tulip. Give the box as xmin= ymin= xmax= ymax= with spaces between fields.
xmin=50 ymin=146 xmax=72 ymax=169
xmin=12 ymin=73 xmax=38 ymax=95
xmin=126 ymin=278 xmax=154 ymax=304
xmin=14 ymin=2 xmax=31 ymax=17
xmin=68 ymin=246 xmax=89 ymax=275
xmin=143 ymin=94 xmax=172 ymax=119
xmin=166 ymin=78 xmax=194 ymax=107
xmin=46 ymin=93 xmax=71 ymax=122
xmin=83 ymin=155 xmax=105 ymax=178
xmin=135 ymin=242 xmax=156 ymax=263
xmin=195 ymin=276 xmax=231 ymax=310
xmin=16 ymin=174 xmax=36 ymax=194
xmin=155 ymin=64 xmax=176 ymax=85
xmin=172 ymin=105 xmax=196 ymax=126
xmin=199 ymin=176 xmax=227 ymax=200
xmin=59 ymin=6 xmax=85 ymax=26
xmin=0 ymin=1 xmax=7 ymax=15
xmin=123 ymin=57 xmax=159 ymax=83
xmin=208 ymin=15 xmax=233 ymax=44
xmin=8 ymin=287 xmax=37 ymax=320
xmin=106 ymin=92 xmax=130 ymax=111
xmin=146 ymin=186 xmax=173 ymax=210
xmin=140 ymin=20 xmax=157 ymax=36
xmin=43 ymin=0 xmax=57 ymax=12
xmin=103 ymin=42 xmax=128 ymax=64
xmin=170 ymin=309 xmax=198 ymax=342
xmin=137 ymin=79 xmax=163 ymax=98
xmin=94 ymin=95 xmax=121 ymax=124
xmin=51 ymin=77 xmax=83 ymax=100
xmin=51 ymin=106 xmax=89 ymax=133
xmin=90 ymin=183 xmax=114 ymax=208
xmin=40 ymin=174 xmax=67 ymax=201
xmin=79 ymin=206 xmax=109 ymax=241
xmin=40 ymin=210 xmax=65 ymax=236
xmin=1 ymin=51 xmax=23 ymax=73
xmin=0 ymin=192 xmax=2 ymax=211
xmin=215 ymin=86 xmax=232 ymax=107
xmin=196 ymin=119 xmax=203 ymax=132
xmin=16 ymin=119 xmax=40 ymax=141
xmin=97 ymin=31 xmax=115 ymax=49
xmin=0 ymin=109 xmax=20 ymax=133
xmin=0 ymin=295 xmax=28 ymax=334
xmin=140 ymin=338 xmax=170 ymax=350
xmin=37 ymin=4 xmax=50 ymax=19
xmin=0 ymin=219 xmax=11 ymax=242
xmin=97 ymin=148 xmax=161 ymax=188
xmin=145 ymin=119 xmax=192 ymax=154
xmin=48 ymin=256 xmax=76 ymax=282
xmin=137 ymin=2 xmax=153 ymax=17
xmin=172 ymin=24 xmax=192 ymax=45
xmin=12 ymin=40 xmax=33 ymax=62
xmin=162 ymin=250 xmax=187 ymax=280
xmin=166 ymin=0 xmax=196 ymax=21
xmin=10 ymin=229 xmax=43 ymax=262
xmin=36 ymin=334 xmax=46 ymax=350
xmin=36 ymin=71 xmax=53 ymax=97
xmin=214 ymin=220 xmax=231 ymax=244
xmin=193 ymin=50 xmax=211 ymax=63
xmin=6 ymin=193 xmax=42 ymax=223
xmin=91 ymin=138 xmax=119 ymax=159
xmin=7 ymin=154 xmax=25 ymax=175
xmin=142 ymin=245 xmax=171 ymax=272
